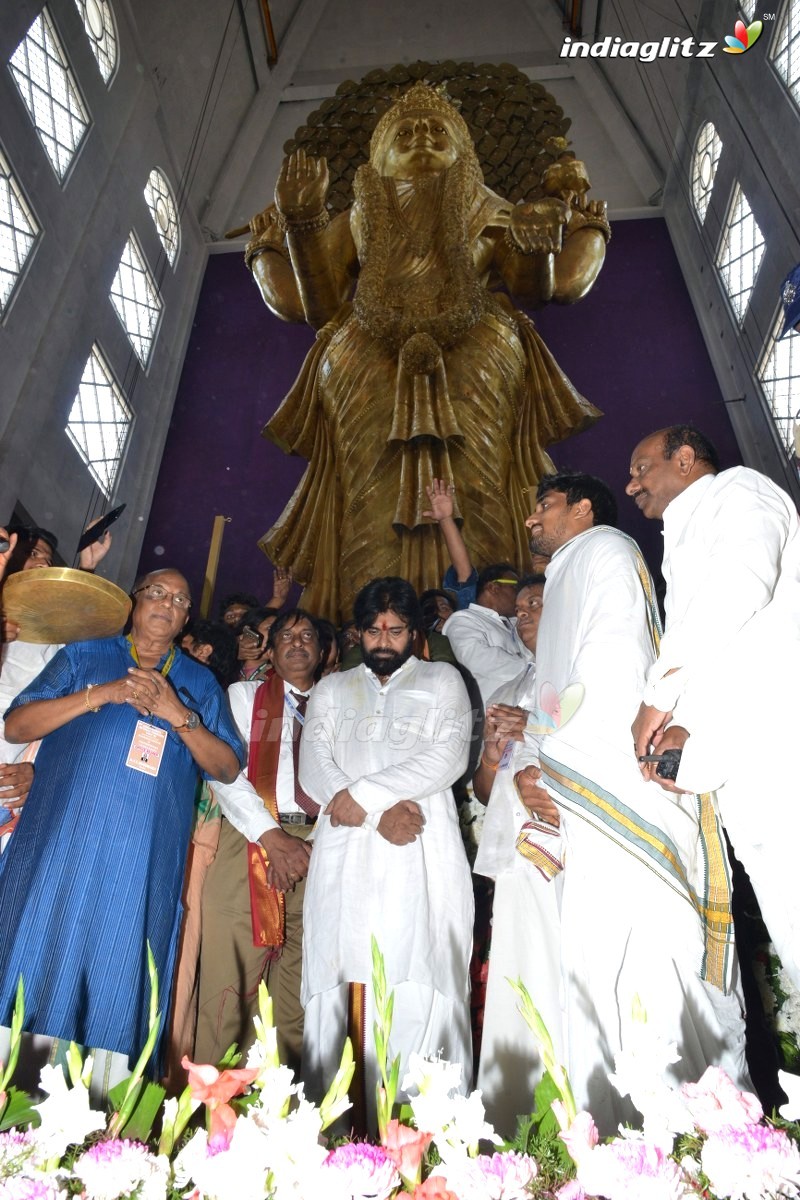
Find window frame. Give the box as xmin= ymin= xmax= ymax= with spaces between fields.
xmin=714 ymin=180 xmax=767 ymax=327
xmin=108 ymin=230 xmax=164 ymax=369
xmin=0 ymin=143 xmax=42 ymax=320
xmin=8 ymin=5 xmax=92 ymax=184
xmin=65 ymin=341 xmax=135 ymax=499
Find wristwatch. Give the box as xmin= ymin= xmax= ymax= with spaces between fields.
xmin=172 ymin=710 xmax=201 ymax=733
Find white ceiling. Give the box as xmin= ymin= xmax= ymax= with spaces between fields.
xmin=126 ymin=0 xmax=698 ymax=243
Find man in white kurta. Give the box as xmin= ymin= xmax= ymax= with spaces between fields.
xmin=628 ymin=426 xmax=800 ymax=987
xmin=442 ymin=564 xmax=530 ymax=707
xmin=299 ymin=580 xmax=474 ymax=1129
xmin=474 ymin=661 xmax=564 ymax=1135
xmin=526 ymin=473 xmax=749 ymax=1134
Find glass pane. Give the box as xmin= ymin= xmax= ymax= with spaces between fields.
xmin=772 ymin=0 xmax=800 ymax=109
xmin=108 ymin=233 xmax=163 ymax=366
xmin=73 ymin=0 xmax=117 ymax=84
xmin=758 ymin=307 xmax=800 ymax=456
xmin=716 ymin=183 xmax=766 ymax=324
xmin=65 ymin=344 xmax=133 ymax=496
xmin=8 ymin=7 xmax=90 ymax=180
xmin=0 ymin=148 xmax=40 ymax=313
xmin=144 ymin=168 xmax=180 ymax=266
xmin=691 ymin=121 xmax=723 ymax=224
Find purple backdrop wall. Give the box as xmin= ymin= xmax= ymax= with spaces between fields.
xmin=140 ymin=218 xmax=741 ymax=612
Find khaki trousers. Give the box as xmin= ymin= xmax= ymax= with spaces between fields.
xmin=194 ymin=817 xmax=308 ymax=1072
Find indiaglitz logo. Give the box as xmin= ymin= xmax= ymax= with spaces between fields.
xmin=723 ymin=19 xmax=763 ymax=53
xmin=561 ymin=17 xmax=769 ymax=61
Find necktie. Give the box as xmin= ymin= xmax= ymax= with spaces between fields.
xmin=290 ymin=692 xmax=320 ymax=819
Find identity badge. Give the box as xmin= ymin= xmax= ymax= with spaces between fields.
xmin=125 ymin=720 xmax=168 ymax=777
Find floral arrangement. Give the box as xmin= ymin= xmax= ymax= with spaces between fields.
xmin=0 ymin=943 xmax=799 ymax=1199
xmin=752 ymin=942 xmax=800 ymax=1075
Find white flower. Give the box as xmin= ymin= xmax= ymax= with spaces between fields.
xmin=778 ymin=1070 xmax=800 ymax=1121
xmin=0 ymin=1131 xmax=35 ymax=1173
xmin=700 ymin=1123 xmax=800 ymax=1200
xmin=72 ymin=1139 xmax=169 ymax=1200
xmin=401 ymin=1053 xmax=463 ymax=1101
xmin=246 ymin=1061 xmax=299 ymax=1118
xmin=403 ymin=1053 xmax=463 ymax=1136
xmin=172 ymin=1127 xmax=210 ymax=1191
xmin=440 ymin=1150 xmax=537 ymax=1200
xmin=609 ymin=1020 xmax=692 ymax=1150
xmin=252 ymin=1097 xmax=329 ymax=1198
xmin=173 ymin=1119 xmax=271 ymax=1200
xmin=445 ymin=1091 xmax=500 ymax=1152
xmin=32 ymin=1064 xmax=106 ymax=1163
xmin=576 ymin=1138 xmax=693 ymax=1200
xmin=0 ymin=1174 xmax=66 ymax=1199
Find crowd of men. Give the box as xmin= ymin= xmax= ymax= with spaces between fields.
xmin=0 ymin=421 xmax=796 ymax=1136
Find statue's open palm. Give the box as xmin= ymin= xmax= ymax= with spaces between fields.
xmin=275 ymin=149 xmax=329 ymax=220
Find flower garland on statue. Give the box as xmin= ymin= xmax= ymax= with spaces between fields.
xmin=0 ymin=943 xmax=799 ymax=1199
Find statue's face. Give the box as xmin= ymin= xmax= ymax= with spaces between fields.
xmin=381 ymin=114 xmax=459 ymax=179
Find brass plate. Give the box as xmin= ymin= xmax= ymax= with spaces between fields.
xmin=2 ymin=568 xmax=131 ymax=644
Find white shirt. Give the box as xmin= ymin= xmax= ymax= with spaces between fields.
xmin=212 ymin=677 xmax=311 ymax=843
xmin=0 ymin=641 xmax=62 ymax=762
xmin=299 ymin=657 xmax=473 ymax=1000
xmin=643 ymin=467 xmax=800 ymax=792
xmin=443 ymin=603 xmax=529 ymax=705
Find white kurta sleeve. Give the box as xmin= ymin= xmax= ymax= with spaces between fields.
xmin=212 ymin=682 xmax=279 ymax=842
xmin=444 ymin=611 xmax=524 ymax=696
xmin=348 ymin=667 xmax=472 ymax=814
xmin=645 ymin=473 xmax=794 ymax=716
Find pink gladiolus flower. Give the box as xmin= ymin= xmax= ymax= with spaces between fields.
xmin=412 ymin=1176 xmax=459 ymax=1200
xmin=680 ymin=1066 xmax=762 ymax=1134
xmin=180 ymin=1056 xmax=259 ymax=1147
xmin=701 ymin=1123 xmax=800 ymax=1200
xmin=383 ymin=1119 xmax=432 ymax=1183
xmin=556 ymin=1107 xmax=599 ymax=1166
xmin=556 ymin=1182 xmax=586 ymax=1200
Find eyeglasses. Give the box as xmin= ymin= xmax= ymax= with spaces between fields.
xmin=133 ymin=583 xmax=192 ymax=610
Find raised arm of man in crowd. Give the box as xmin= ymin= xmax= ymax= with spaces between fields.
xmin=265 ymin=565 xmax=293 ymax=611
xmin=423 ymin=479 xmax=477 ymax=605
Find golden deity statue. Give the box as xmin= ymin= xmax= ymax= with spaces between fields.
xmin=245 ymin=76 xmax=610 ymax=619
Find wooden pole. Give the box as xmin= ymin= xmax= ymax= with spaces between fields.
xmin=199 ymin=515 xmax=231 ymax=618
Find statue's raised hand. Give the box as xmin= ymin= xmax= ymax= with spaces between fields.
xmin=275 ymin=149 xmax=330 ymax=221
xmin=566 ymin=194 xmax=610 ymax=238
xmin=509 ymin=198 xmax=571 ymax=256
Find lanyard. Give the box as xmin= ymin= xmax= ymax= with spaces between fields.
xmin=126 ymin=636 xmax=176 ymax=678
xmin=284 ymin=691 xmax=307 ymax=726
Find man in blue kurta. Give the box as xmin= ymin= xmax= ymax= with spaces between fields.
xmin=0 ymin=568 xmax=243 ymax=1089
